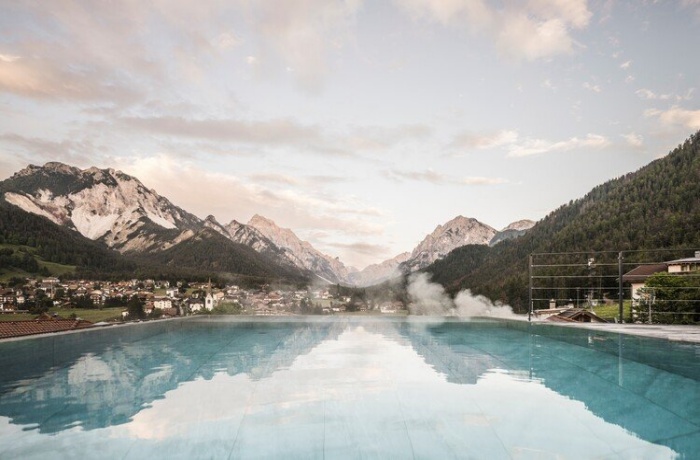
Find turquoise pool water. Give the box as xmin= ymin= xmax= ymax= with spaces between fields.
xmin=0 ymin=317 xmax=698 ymax=459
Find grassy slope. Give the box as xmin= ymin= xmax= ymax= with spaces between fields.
xmin=0 ymin=243 xmax=76 ymax=281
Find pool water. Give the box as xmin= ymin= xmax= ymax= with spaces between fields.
xmin=0 ymin=317 xmax=698 ymax=459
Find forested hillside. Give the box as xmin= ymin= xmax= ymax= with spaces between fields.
xmin=0 ymin=201 xmax=136 ymax=278
xmin=425 ymin=131 xmax=700 ymax=312
xmin=132 ymin=228 xmax=310 ymax=286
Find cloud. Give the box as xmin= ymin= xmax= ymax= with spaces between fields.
xmin=619 ymin=60 xmax=631 ymax=69
xmin=111 ymin=153 xmax=384 ymax=240
xmin=119 ymin=115 xmax=349 ymax=156
xmin=385 ymin=169 xmax=446 ymax=184
xmin=384 ymin=168 xmax=508 ymax=186
xmin=240 ymin=0 xmax=363 ymax=91
xmin=0 ymin=1 xmax=176 ymax=102
xmin=582 ymin=82 xmax=601 ymax=93
xmin=248 ymin=173 xmax=303 ymax=186
xmin=541 ymin=79 xmax=556 ymax=91
xmin=0 ymin=0 xmax=362 ymax=102
xmin=644 ymin=107 xmax=700 ymax=130
xmin=461 ymin=176 xmax=508 ymax=185
xmin=342 ymin=124 xmax=432 ymax=152
xmin=450 ymin=130 xmax=519 ymax=150
xmin=327 ymin=241 xmax=392 ymax=257
xmin=0 ymin=54 xmax=20 ymax=63
xmin=636 ymin=88 xmax=671 ymax=101
xmin=507 ymin=133 xmax=610 ymax=157
xmin=682 ymin=0 xmax=700 ymax=17
xmin=621 ymin=132 xmax=644 ymax=148
xmin=119 ymin=115 xmax=432 ymax=157
xmin=214 ymin=32 xmax=241 ymax=50
xmin=397 ymin=0 xmax=592 ymax=60
xmin=0 ymin=133 xmax=103 ymax=165
xmin=636 ymin=88 xmax=695 ymax=102
xmin=496 ymin=12 xmax=576 ymax=60
xmin=0 ymin=54 xmax=142 ymax=102
xmin=450 ymin=129 xmax=612 ymax=158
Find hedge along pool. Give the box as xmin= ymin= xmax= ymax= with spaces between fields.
xmin=0 ymin=317 xmax=698 ymax=459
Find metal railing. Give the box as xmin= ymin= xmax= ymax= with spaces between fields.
xmin=528 ymin=249 xmax=700 ymax=324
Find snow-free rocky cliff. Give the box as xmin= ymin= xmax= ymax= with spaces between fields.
xmin=247 ymin=214 xmax=354 ymax=284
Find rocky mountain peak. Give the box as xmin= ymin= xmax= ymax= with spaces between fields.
xmin=248 ymin=215 xmax=350 ymax=283
xmin=249 ymin=214 xmax=272 ymax=225
xmin=400 ymin=216 xmax=497 ymax=273
xmin=348 ymin=252 xmax=411 ymax=287
xmin=501 ymin=219 xmax=535 ymax=232
xmin=13 ymin=162 xmax=81 ymax=179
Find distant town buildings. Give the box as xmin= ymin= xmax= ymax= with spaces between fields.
xmin=0 ymin=276 xmax=405 ymax=332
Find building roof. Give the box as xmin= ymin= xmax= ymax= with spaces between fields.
xmin=621 ymin=263 xmax=668 ymax=283
xmin=666 ymin=257 xmax=700 ymax=264
xmin=0 ymin=314 xmax=94 ymax=339
xmin=547 ymin=308 xmax=608 ymax=323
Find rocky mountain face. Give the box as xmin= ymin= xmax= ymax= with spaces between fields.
xmin=1 ymin=162 xmax=201 ymax=253
xmin=247 ymin=215 xmax=353 ymax=283
xmin=203 ymin=215 xmax=292 ymax=263
xmin=400 ymin=216 xmax=497 ymax=273
xmin=348 ymin=218 xmax=535 ymax=286
xmin=489 ymin=219 xmax=536 ymax=247
xmin=347 ymin=252 xmax=411 ymax=287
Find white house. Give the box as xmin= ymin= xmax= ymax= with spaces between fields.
xmin=188 ymin=300 xmax=204 ymax=313
xmin=154 ymin=297 xmax=172 ymax=310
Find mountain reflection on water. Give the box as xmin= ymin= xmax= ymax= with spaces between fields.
xmin=0 ymin=318 xmax=698 ymax=459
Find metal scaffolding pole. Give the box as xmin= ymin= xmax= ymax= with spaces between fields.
xmin=528 ymin=254 xmax=533 ymax=322
xmin=618 ymin=251 xmax=624 ymax=323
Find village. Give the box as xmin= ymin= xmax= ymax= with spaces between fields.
xmin=0 ymin=277 xmax=406 ymax=321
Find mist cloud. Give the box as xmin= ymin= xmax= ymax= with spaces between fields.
xmin=407 ymin=273 xmax=519 ymax=318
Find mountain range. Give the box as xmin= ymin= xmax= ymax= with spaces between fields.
xmin=3 ymin=130 xmax=699 ymax=300
xmin=0 ymin=162 xmax=532 ymax=286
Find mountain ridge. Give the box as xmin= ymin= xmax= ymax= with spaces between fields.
xmin=0 ymin=161 xmax=534 ymax=286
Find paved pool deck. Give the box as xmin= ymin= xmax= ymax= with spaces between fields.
xmin=538 ymin=321 xmax=700 ymax=344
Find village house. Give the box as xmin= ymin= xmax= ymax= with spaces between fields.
xmin=185 ymin=299 xmax=203 ymax=314
xmin=0 ymin=289 xmax=15 ymax=307
xmin=622 ymin=251 xmax=700 ymax=303
xmin=153 ymin=297 xmax=172 ymax=311
xmin=89 ymin=289 xmax=104 ymax=306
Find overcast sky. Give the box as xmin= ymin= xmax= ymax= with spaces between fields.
xmin=1 ymin=0 xmax=699 ymax=269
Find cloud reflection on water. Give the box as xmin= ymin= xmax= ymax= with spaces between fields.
xmin=0 ymin=319 xmax=689 ymax=459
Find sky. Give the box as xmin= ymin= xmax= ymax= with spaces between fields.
xmin=1 ymin=0 xmax=699 ymax=270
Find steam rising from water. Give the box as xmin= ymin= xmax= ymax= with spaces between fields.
xmin=407 ymin=273 xmax=519 ymax=318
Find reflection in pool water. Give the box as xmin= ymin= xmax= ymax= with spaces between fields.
xmin=0 ymin=318 xmax=698 ymax=459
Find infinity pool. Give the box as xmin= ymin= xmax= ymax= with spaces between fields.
xmin=0 ymin=317 xmax=698 ymax=459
